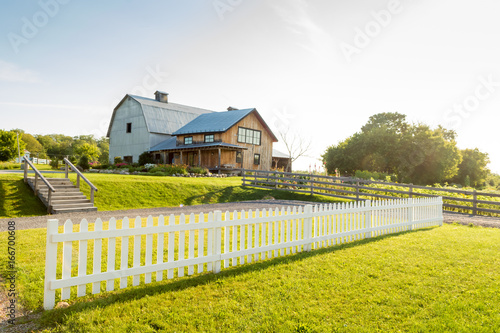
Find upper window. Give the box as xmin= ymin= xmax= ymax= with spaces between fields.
xmin=237 ymin=127 xmax=261 ymax=145
xmin=126 ymin=123 xmax=132 ymax=133
xmin=204 ymin=134 xmax=214 ymax=143
xmin=184 ymin=136 xmax=193 ymax=145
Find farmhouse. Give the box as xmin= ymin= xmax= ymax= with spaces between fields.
xmin=107 ymin=91 xmax=288 ymax=172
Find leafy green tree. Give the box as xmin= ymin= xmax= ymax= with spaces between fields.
xmin=21 ymin=133 xmax=43 ymax=156
xmin=322 ymin=113 xmax=463 ymax=185
xmin=97 ymin=137 xmax=109 ymax=165
xmin=451 ymin=148 xmax=490 ymax=188
xmin=397 ymin=124 xmax=461 ymax=184
xmin=74 ymin=143 xmax=100 ymax=162
xmin=0 ymin=130 xmax=26 ymax=162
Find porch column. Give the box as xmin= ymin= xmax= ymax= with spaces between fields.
xmin=162 ymin=152 xmax=166 ymax=164
xmin=218 ymin=148 xmax=221 ymax=174
xmin=180 ymin=151 xmax=183 ymax=165
xmin=198 ymin=149 xmax=201 ymax=166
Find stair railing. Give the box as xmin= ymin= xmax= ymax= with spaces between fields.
xmin=63 ymin=158 xmax=99 ymax=205
xmin=23 ymin=159 xmax=56 ymax=213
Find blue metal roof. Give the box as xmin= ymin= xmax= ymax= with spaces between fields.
xmin=173 ymin=108 xmax=255 ymax=135
xmin=149 ymin=136 xmax=177 ymax=151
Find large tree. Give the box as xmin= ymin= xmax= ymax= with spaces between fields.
xmin=0 ymin=130 xmax=26 ymax=162
xmin=452 ymin=148 xmax=490 ymax=187
xmin=322 ymin=113 xmax=465 ymax=185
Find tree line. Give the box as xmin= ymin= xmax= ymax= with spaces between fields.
xmin=322 ymin=113 xmax=491 ymax=188
xmin=0 ymin=129 xmax=109 ymax=165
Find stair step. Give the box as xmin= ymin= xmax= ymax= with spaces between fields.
xmin=52 ymin=207 xmax=98 ymax=214
xmin=51 ymin=199 xmax=91 ymax=204
xmin=51 ymin=202 xmax=96 ymax=209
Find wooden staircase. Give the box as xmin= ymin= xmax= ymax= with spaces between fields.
xmin=26 ymin=177 xmax=97 ymax=214
xmin=24 ymin=158 xmax=98 ymax=214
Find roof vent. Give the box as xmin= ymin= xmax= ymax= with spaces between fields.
xmin=155 ymin=91 xmax=169 ymax=103
xmin=227 ymin=106 xmax=239 ymax=111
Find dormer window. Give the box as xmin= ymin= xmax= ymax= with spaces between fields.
xmin=184 ymin=136 xmax=193 ymax=145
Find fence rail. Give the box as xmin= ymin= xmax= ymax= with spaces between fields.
xmin=44 ymin=198 xmax=442 ymax=309
xmin=242 ymin=169 xmax=500 ymax=216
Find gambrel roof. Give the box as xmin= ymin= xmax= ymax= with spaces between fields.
xmin=106 ymin=95 xmax=214 ymax=137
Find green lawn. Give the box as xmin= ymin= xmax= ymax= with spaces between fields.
xmin=0 ymin=173 xmax=346 ymax=218
xmin=1 ymin=223 xmax=500 ymax=332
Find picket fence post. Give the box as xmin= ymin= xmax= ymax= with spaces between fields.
xmin=364 ymin=200 xmax=372 ymax=239
xmin=407 ymin=198 xmax=414 ymax=230
xmin=44 ymin=219 xmax=58 ymax=310
xmin=213 ymin=210 xmax=222 ymax=274
xmin=304 ymin=205 xmax=313 ymax=251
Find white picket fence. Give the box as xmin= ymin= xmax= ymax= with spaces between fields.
xmin=43 ymin=197 xmax=443 ymax=309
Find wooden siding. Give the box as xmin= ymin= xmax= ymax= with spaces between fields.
xmin=175 ymin=111 xmax=275 ymax=170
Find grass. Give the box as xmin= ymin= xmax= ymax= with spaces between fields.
xmin=1 ymin=223 xmax=500 ymax=332
xmin=0 ymin=173 xmax=347 ymax=218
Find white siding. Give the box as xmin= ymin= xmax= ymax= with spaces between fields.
xmin=109 ymin=97 xmax=150 ymax=163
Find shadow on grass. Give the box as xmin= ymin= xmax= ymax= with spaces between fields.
xmin=40 ymin=226 xmax=436 ymax=327
xmin=0 ymin=179 xmax=46 ymax=218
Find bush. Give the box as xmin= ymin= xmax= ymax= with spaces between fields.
xmin=138 ymin=151 xmax=154 ymax=166
xmin=91 ymin=164 xmax=110 ymax=170
xmin=114 ymin=156 xmax=123 ymax=164
xmin=115 ymin=162 xmax=129 ymax=168
xmin=188 ymin=166 xmax=208 ymax=175
xmin=49 ymin=159 xmax=60 ymax=170
xmin=78 ymin=155 xmax=90 ymax=171
xmin=355 ymin=170 xmax=397 ymax=182
xmin=148 ymin=164 xmax=188 ymax=176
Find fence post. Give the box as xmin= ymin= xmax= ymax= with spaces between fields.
xmin=212 ymin=210 xmax=222 ymax=274
xmin=242 ymin=170 xmax=246 ymax=186
xmin=472 ymin=190 xmax=477 ymax=215
xmin=364 ymin=200 xmax=372 ymax=239
xmin=44 ymin=219 xmax=59 ymax=310
xmin=407 ymin=198 xmax=414 ymax=230
xmin=438 ymin=197 xmax=444 ymax=226
xmin=23 ymin=160 xmax=28 ymax=182
xmin=304 ymin=205 xmax=313 ymax=251
xmin=310 ymin=174 xmax=314 ymax=196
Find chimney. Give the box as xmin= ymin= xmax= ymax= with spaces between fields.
xmin=227 ymin=106 xmax=239 ymax=111
xmin=154 ymin=91 xmax=169 ymax=103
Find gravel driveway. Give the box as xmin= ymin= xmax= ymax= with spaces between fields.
xmin=1 ymin=200 xmax=499 ymax=231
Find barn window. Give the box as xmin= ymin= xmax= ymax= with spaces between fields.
xmin=126 ymin=123 xmax=132 ymax=133
xmin=184 ymin=136 xmax=193 ymax=145
xmin=254 ymin=154 xmax=260 ymax=165
xmin=238 ymin=127 xmax=261 ymax=145
xmin=205 ymin=134 xmax=214 ymax=143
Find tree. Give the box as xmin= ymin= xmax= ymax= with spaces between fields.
xmin=278 ymin=128 xmax=311 ymax=171
xmin=322 ymin=113 xmax=463 ymax=185
xmin=97 ymin=137 xmax=109 ymax=165
xmin=0 ymin=130 xmax=26 ymax=162
xmin=452 ymin=148 xmax=490 ymax=187
xmin=21 ymin=133 xmax=44 ymax=157
xmin=74 ymin=143 xmax=100 ymax=162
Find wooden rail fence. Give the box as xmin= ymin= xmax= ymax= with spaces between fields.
xmin=44 ymin=198 xmax=442 ymax=309
xmin=242 ymin=169 xmax=500 ymax=216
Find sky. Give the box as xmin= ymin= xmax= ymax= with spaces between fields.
xmin=1 ymin=0 xmax=499 ymax=174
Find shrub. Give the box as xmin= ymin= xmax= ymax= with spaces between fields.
xmin=78 ymin=155 xmax=90 ymax=171
xmin=49 ymin=159 xmax=59 ymax=170
xmin=355 ymin=170 xmax=397 ymax=182
xmin=114 ymin=156 xmax=123 ymax=164
xmin=138 ymin=151 xmax=154 ymax=166
xmin=115 ymin=162 xmax=129 ymax=168
xmin=188 ymin=166 xmax=208 ymax=175
xmin=148 ymin=164 xmax=188 ymax=176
